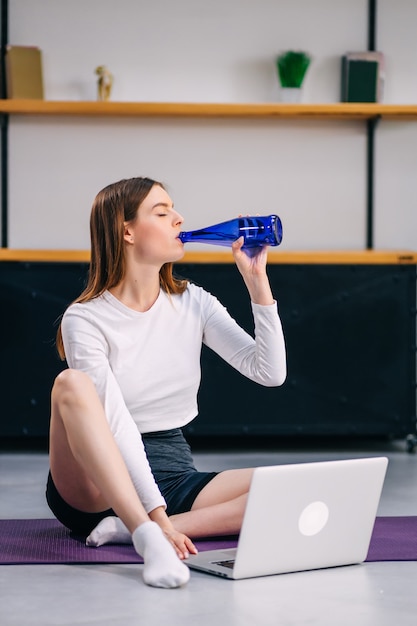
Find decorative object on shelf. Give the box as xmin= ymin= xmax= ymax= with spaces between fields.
xmin=5 ymin=45 xmax=44 ymax=99
xmin=179 ymin=214 xmax=283 ymax=251
xmin=95 ymin=65 xmax=113 ymax=101
xmin=341 ymin=52 xmax=385 ymax=103
xmin=276 ymin=50 xmax=311 ymax=103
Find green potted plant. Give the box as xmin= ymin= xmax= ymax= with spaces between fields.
xmin=276 ymin=50 xmax=311 ymax=102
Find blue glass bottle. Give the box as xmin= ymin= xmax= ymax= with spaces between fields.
xmin=178 ymin=214 xmax=283 ymax=249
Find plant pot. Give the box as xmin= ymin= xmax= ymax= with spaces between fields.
xmin=280 ymin=87 xmax=302 ymax=103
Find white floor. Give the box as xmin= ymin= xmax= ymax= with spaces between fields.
xmin=1 ymin=439 xmax=417 ymax=626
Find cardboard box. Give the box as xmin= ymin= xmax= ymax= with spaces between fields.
xmin=5 ymin=45 xmax=44 ymax=99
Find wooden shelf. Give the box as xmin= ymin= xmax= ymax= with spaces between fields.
xmin=1 ymin=100 xmax=417 ymax=119
xmin=1 ymin=249 xmax=416 ymax=264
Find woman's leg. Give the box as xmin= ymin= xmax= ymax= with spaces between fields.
xmin=88 ymin=468 xmax=254 ymax=542
xmin=49 ymin=369 xmax=189 ymax=588
xmin=169 ymin=469 xmax=254 ymax=537
xmin=50 ymin=369 xmax=149 ymax=532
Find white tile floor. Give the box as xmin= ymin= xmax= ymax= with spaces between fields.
xmin=1 ymin=439 xmax=417 ymax=626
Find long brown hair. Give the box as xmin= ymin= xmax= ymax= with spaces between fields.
xmin=56 ymin=177 xmax=187 ymax=359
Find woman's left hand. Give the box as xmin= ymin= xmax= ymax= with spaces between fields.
xmin=231 ymin=236 xmax=268 ymax=276
xmin=231 ymin=237 xmax=274 ymax=305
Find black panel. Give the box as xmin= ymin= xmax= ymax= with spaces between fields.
xmin=0 ymin=262 xmax=88 ymax=436
xmin=0 ymin=261 xmax=415 ymax=441
xmin=176 ymin=263 xmax=416 ymax=439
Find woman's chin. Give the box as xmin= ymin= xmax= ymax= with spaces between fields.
xmin=172 ymin=243 xmax=186 ymax=261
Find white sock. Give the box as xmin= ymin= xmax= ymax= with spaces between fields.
xmin=86 ymin=516 xmax=132 ymax=547
xmin=132 ymin=521 xmax=190 ymax=589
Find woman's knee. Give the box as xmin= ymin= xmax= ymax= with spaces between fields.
xmin=51 ymin=369 xmax=95 ymax=408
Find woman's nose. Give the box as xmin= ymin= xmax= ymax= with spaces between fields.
xmin=174 ymin=211 xmax=184 ymax=225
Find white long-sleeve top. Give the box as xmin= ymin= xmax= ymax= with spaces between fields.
xmin=61 ymin=283 xmax=286 ymax=513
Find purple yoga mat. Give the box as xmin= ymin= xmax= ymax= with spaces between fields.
xmin=0 ymin=516 xmax=416 ymax=565
xmin=366 ymin=516 xmax=417 ymax=561
xmin=0 ymin=518 xmax=237 ymax=565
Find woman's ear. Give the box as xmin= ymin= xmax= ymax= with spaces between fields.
xmin=123 ymin=222 xmax=134 ymax=244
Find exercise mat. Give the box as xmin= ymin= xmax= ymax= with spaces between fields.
xmin=0 ymin=516 xmax=416 ymax=565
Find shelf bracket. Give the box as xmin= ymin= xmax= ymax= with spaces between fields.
xmin=366 ymin=0 xmax=378 ymax=250
xmin=0 ymin=0 xmax=8 ymax=248
xmin=366 ymin=115 xmax=380 ymax=250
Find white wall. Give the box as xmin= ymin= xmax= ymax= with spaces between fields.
xmin=3 ymin=0 xmax=416 ymax=250
xmin=374 ymin=0 xmax=417 ymax=250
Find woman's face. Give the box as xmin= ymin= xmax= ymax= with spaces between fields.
xmin=125 ymin=184 xmax=185 ymax=265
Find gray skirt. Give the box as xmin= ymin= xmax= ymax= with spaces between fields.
xmin=45 ymin=427 xmax=217 ymax=537
xmin=142 ymin=428 xmax=218 ymax=515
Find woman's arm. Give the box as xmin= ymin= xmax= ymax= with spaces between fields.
xmin=61 ymin=307 xmax=165 ymax=514
xmin=200 ymin=240 xmax=287 ymax=387
xmin=231 ymin=237 xmax=274 ymax=305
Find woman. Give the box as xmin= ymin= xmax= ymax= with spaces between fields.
xmin=46 ymin=177 xmax=286 ymax=588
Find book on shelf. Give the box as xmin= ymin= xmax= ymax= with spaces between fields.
xmin=341 ymin=51 xmax=385 ymax=103
xmin=5 ymin=45 xmax=44 ymax=99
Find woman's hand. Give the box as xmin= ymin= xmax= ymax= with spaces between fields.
xmin=231 ymin=237 xmax=274 ymax=305
xmin=163 ymin=528 xmax=198 ymax=560
xmin=231 ymin=236 xmax=268 ymax=273
xmin=149 ymin=507 xmax=197 ymax=559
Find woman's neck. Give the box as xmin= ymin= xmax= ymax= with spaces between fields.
xmin=109 ymin=267 xmax=160 ymax=312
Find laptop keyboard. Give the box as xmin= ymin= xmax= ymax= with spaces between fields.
xmin=213 ymin=559 xmax=235 ymax=569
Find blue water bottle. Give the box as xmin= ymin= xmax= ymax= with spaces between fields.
xmin=178 ymin=215 xmax=283 ymax=249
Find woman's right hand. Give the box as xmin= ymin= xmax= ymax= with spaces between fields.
xmin=163 ymin=527 xmax=198 ymax=560
xmin=149 ymin=507 xmax=197 ymax=559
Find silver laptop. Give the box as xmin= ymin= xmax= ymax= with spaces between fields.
xmin=187 ymin=456 xmax=388 ymax=580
